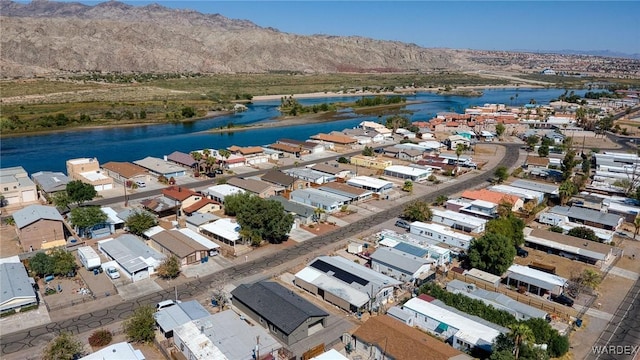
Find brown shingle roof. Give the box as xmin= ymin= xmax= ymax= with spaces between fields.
xmin=102 ymin=162 xmax=148 ymax=178
xmin=162 ymin=186 xmax=200 ymax=201
xmin=311 ymin=133 xmax=357 ymax=145
xmin=261 ymin=171 xmax=295 ymax=187
xmin=229 ymin=146 xmax=264 ymax=155
xmin=311 ymin=163 xmax=347 ymax=176
xmin=227 ymin=178 xmax=274 ymax=194
xmin=269 ymin=143 xmax=301 ymax=154
xmin=150 ymin=230 xmax=206 ymax=258
xmin=166 ymin=151 xmax=197 ymax=167
xmin=352 ymin=316 xmax=467 ymax=360
xmin=183 ymin=198 xmax=221 ymax=214
xmin=461 ymin=188 xmax=520 ymax=205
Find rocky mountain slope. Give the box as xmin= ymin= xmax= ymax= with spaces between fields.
xmin=0 ymin=0 xmax=496 ymax=77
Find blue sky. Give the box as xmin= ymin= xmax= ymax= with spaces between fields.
xmin=49 ymin=1 xmax=640 ymax=54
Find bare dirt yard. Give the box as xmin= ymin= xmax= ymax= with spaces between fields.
xmin=0 ymin=224 xmax=22 ymax=257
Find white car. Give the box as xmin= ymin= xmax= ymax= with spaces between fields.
xmin=156 ymin=299 xmax=182 ymax=311
xmin=106 ymin=267 xmax=120 ymax=279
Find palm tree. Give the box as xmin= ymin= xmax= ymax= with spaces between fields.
xmin=402 ymin=180 xmax=413 ymax=193
xmin=202 ymin=149 xmax=211 ymax=159
xmin=507 ymin=323 xmax=534 ymax=360
xmin=218 ymin=149 xmax=231 ymax=171
xmin=205 ymin=157 xmax=217 ymax=174
xmin=191 ymin=151 xmax=203 ymax=172
xmin=558 ymin=181 xmax=576 ymax=205
xmin=433 ymin=195 xmax=448 ymax=206
xmin=634 ymin=216 xmax=640 ymax=240
xmin=580 ymin=268 xmax=602 ymax=292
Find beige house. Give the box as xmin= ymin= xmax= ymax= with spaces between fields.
xmin=66 ymin=158 xmax=114 ymax=192
xmin=0 ymin=166 xmax=38 ymax=206
xmin=349 ymin=154 xmax=393 ymax=170
xmin=13 ymin=205 xmax=66 ymax=251
xmin=161 ymin=186 xmax=205 ymax=213
xmin=227 ymin=178 xmax=281 ymax=198
xmin=101 ymin=162 xmax=150 ymax=185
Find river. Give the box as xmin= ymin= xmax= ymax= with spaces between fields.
xmin=0 ymin=88 xmax=581 ymax=174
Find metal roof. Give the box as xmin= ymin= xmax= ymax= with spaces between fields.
xmin=154 ymin=300 xmax=210 ymax=333
xmin=550 ymin=205 xmax=622 ymax=228
xmin=506 ymin=264 xmax=567 ymax=290
xmin=98 ymin=235 xmax=164 ymax=274
xmin=370 ymin=247 xmax=433 ymax=275
xmin=231 ymin=281 xmax=328 ymax=335
xmin=290 ymin=188 xmax=351 ymax=206
xmin=392 ymin=242 xmax=429 ymax=258
xmin=510 ymin=179 xmax=559 ymax=195
xmin=13 ymin=205 xmax=63 ymax=229
xmin=0 ymin=262 xmax=36 ymax=311
xmin=31 ymin=171 xmax=70 ymax=193
xmin=269 ymin=196 xmax=315 ymax=218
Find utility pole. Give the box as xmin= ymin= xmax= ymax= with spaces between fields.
xmin=124 ymin=183 xmax=128 ymax=207
xmin=255 ymin=335 xmax=260 ymax=360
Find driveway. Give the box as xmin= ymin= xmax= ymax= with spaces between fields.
xmin=288 ymin=227 xmax=317 ymax=242
xmin=181 ymin=255 xmax=233 ymax=278
xmin=117 ymin=278 xmax=163 ymax=301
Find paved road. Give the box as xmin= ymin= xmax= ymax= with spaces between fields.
xmin=586 ymin=276 xmax=640 ymax=360
xmin=0 ymin=144 xmax=520 ymax=355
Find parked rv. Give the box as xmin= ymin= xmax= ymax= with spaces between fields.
xmin=77 ymin=246 xmax=101 ymax=270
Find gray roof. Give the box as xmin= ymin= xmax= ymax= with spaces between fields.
xmin=13 ymin=205 xmax=63 ymax=229
xmin=284 ymin=167 xmax=334 ymax=182
xmin=386 ymin=306 xmax=413 ymax=323
xmin=446 ymin=279 xmax=547 ymax=320
xmin=311 ymin=163 xmax=347 ymax=176
xmin=269 ymin=196 xmax=316 ymax=218
xmin=370 ymin=247 xmax=433 ymax=275
xmin=0 ymin=167 xmax=35 ymax=188
xmin=510 ymin=179 xmax=559 ymax=196
xmin=134 ymin=157 xmax=186 ymax=176
xmin=227 ymin=177 xmax=273 ymax=194
xmin=290 ymin=188 xmax=350 ymax=207
xmin=550 ymin=205 xmax=622 ymax=227
xmin=31 ymin=171 xmax=70 ymax=193
xmin=430 ymin=299 xmax=509 ymax=333
xmin=166 ymin=151 xmax=197 ymax=167
xmin=393 ymin=242 xmax=429 ymax=257
xmin=231 ymin=281 xmax=328 ymax=335
xmin=154 ymin=300 xmax=210 ymax=333
xmin=185 ymin=213 xmax=220 ymax=226
xmin=99 ymin=234 xmax=164 ymax=274
xmin=0 ymin=262 xmax=36 ymax=310
xmin=261 ymin=170 xmax=295 ymax=187
xmin=308 ymin=256 xmax=401 ymax=295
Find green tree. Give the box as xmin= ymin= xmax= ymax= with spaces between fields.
xmin=402 ymin=180 xmax=413 ymax=193
xmin=42 ymin=332 xmax=84 ymax=360
xmin=468 ymin=233 xmax=516 ymax=275
xmin=455 ymin=143 xmax=466 ymax=166
xmin=579 ymin=268 xmax=602 ymax=292
xmin=362 ymin=146 xmax=374 ymax=156
xmin=385 ymin=115 xmax=410 ymax=134
xmin=29 ymin=252 xmax=54 ymax=277
xmin=50 ymin=248 xmax=76 ymax=276
xmin=495 ymin=123 xmax=506 ymax=138
xmin=547 ymin=335 xmax=570 ymax=357
xmin=507 ymin=323 xmax=535 ymax=360
xmin=66 ymin=180 xmax=97 ymax=205
xmin=123 ymin=305 xmax=156 ymax=343
xmin=51 ymin=191 xmax=71 ymax=209
xmin=525 ymin=135 xmax=539 ymax=151
xmin=139 ymin=110 xmax=147 ymax=119
xmin=567 ymin=226 xmax=598 ymax=242
xmin=125 ymin=210 xmax=157 ymax=236
xmin=634 ymin=216 xmax=640 ymax=240
xmin=558 ymin=181 xmax=576 ymax=206
xmin=337 ymin=156 xmax=349 ymax=164
xmin=402 ymin=201 xmax=433 ymax=222
xmin=561 ymin=149 xmax=577 ymax=180
xmin=537 ymin=144 xmax=549 ymax=157
xmin=181 ymin=106 xmax=196 ymax=118
xmin=433 ymin=195 xmax=448 ymax=206
xmin=69 ymin=206 xmax=108 ymax=236
xmin=223 ymin=192 xmax=253 ymax=216
xmin=548 ymin=225 xmax=564 ymax=233
xmin=157 ymin=256 xmax=181 ymax=279
xmin=488 ymin=215 xmax=525 ymax=247
xmin=581 ymin=153 xmax=591 ymax=174
xmin=494 ymin=166 xmax=509 ymax=184
xmin=237 ymin=199 xmax=294 ymax=244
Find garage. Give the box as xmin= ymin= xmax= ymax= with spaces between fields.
xmin=4 ymin=195 xmax=19 ymax=205
xmin=21 ymin=190 xmax=37 ymax=202
xmin=308 ymin=319 xmax=325 ymax=336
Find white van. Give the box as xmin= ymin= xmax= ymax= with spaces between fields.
xmin=105 ymin=267 xmax=120 ymax=279
xmin=135 ymin=180 xmax=146 ymax=188
xmin=156 ymin=299 xmax=181 ymax=311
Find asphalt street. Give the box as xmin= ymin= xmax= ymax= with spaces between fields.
xmin=0 ymin=143 xmax=521 ymax=355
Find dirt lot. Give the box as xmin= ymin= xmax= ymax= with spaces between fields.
xmin=0 ymin=224 xmax=22 ymax=257
xmin=301 ymin=222 xmax=340 ymax=236
xmin=513 ymin=245 xmax=598 ymax=281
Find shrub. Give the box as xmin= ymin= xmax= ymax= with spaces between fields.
xmin=88 ymin=329 xmax=113 ymax=347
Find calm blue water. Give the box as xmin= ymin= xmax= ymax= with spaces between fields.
xmin=1 ymin=88 xmax=582 ymax=174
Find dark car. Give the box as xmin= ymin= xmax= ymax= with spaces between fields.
xmin=516 ymin=247 xmax=529 ymax=258
xmin=206 ymin=172 xmax=217 ymax=178
xmin=550 ymin=293 xmax=574 ymax=307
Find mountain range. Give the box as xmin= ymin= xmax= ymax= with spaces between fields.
xmin=0 ymin=0 xmax=634 ymax=77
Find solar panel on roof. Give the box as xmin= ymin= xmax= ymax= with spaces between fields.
xmin=393 ymin=242 xmax=429 ymax=257
xmin=310 ymin=259 xmax=369 ymax=286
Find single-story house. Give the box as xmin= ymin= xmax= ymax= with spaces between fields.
xmin=349 ymin=154 xmax=393 ymax=170
xmin=13 ymin=205 xmax=66 ymax=251
xmin=231 ymin=281 xmax=329 ymax=345
xmin=182 ymin=198 xmax=221 ymax=215
xmin=277 ymin=138 xmax=325 ymax=154
xmin=227 ymin=177 xmax=280 ymax=198
xmin=261 ymin=170 xmax=307 ymax=191
xmin=268 ymin=143 xmax=302 ymax=157
xmin=165 ymin=151 xmax=198 ymax=169
xmin=370 ymin=246 xmax=434 ymax=284
xmin=310 ymin=133 xmax=357 ymax=148
xmin=294 ymin=255 xmax=401 ymax=312
xmin=97 ymin=234 xmax=165 ymax=282
xmin=409 ymin=221 xmax=474 ymax=250
xmin=206 ymin=184 xmax=244 ymax=204
xmin=0 ymin=261 xmax=37 ymax=314
xmin=524 ymin=228 xmax=614 ymax=267
xmin=540 ymin=205 xmax=623 ymax=231
xmin=346 ymin=176 xmax=394 ymax=194
xmin=430 ymin=208 xmax=487 ymax=234
xmin=398 ymin=295 xmax=506 ymax=353
xmin=505 ymin=264 xmax=568 ymax=296
xmin=489 ymin=184 xmax=545 ymax=204
xmin=284 ymin=167 xmax=336 ymax=184
xmin=184 ymin=213 xmax=220 ymax=232
xmin=383 ymin=165 xmax=432 ymax=182
xmin=173 ymin=310 xmax=281 ymax=360
xmin=162 ymin=186 xmax=205 ymax=214
xmin=31 ymin=171 xmax=70 ymax=198
xmin=148 ymin=229 xmax=215 ymax=265
xmin=78 ymin=342 xmax=145 ymax=360
xmin=318 ymin=182 xmax=373 ymax=203
xmin=349 ymin=315 xmax=470 ymax=360
xmin=341 ymin=128 xmax=385 ymax=143
xmin=134 ymin=157 xmax=186 ymax=178
xmin=510 ymin=179 xmax=559 ymax=197
xmin=378 ymin=231 xmax=453 ymax=266
xmin=290 ymin=188 xmax=350 ymax=213
xmin=269 ymin=196 xmax=316 ymax=225
xmin=447 ymin=279 xmax=548 ymax=320
xmin=447 ymin=135 xmax=471 ymax=150
xmin=461 ymin=189 xmax=524 ymax=211
xmin=227 ymin=146 xmax=269 ymax=165
xmin=101 ymin=162 xmax=150 ymax=186
xmin=154 ymin=300 xmax=210 ymax=338
xmin=525 ymin=156 xmax=550 ymax=170
xmin=463 ymin=268 xmax=502 ymax=288
xmin=77 ymin=206 xmax=124 ymax=239
xmin=309 ymin=163 xmax=352 ymax=178
xmin=140 ymin=196 xmax=180 ymax=218
xmin=199 ymin=218 xmax=242 ymax=247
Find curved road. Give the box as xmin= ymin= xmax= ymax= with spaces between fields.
xmin=0 ymin=143 xmax=521 ymax=355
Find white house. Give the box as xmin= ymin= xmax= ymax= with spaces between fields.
xmin=505 ymin=264 xmax=567 ymax=296
xmin=346 ymin=176 xmax=394 ymax=194
xmin=97 ymin=235 xmax=165 ymax=282
xmin=447 ymin=135 xmax=471 ymax=150
xmin=409 ymin=221 xmax=475 ymax=250
xmin=383 ymin=165 xmax=432 ymax=182
xmin=370 ymin=246 xmax=433 ymax=283
xmin=206 ymin=184 xmax=244 ymax=204
xmin=430 ymin=209 xmax=487 ymax=234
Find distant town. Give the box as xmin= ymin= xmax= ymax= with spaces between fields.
xmin=1 ymin=88 xmax=639 ymax=360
